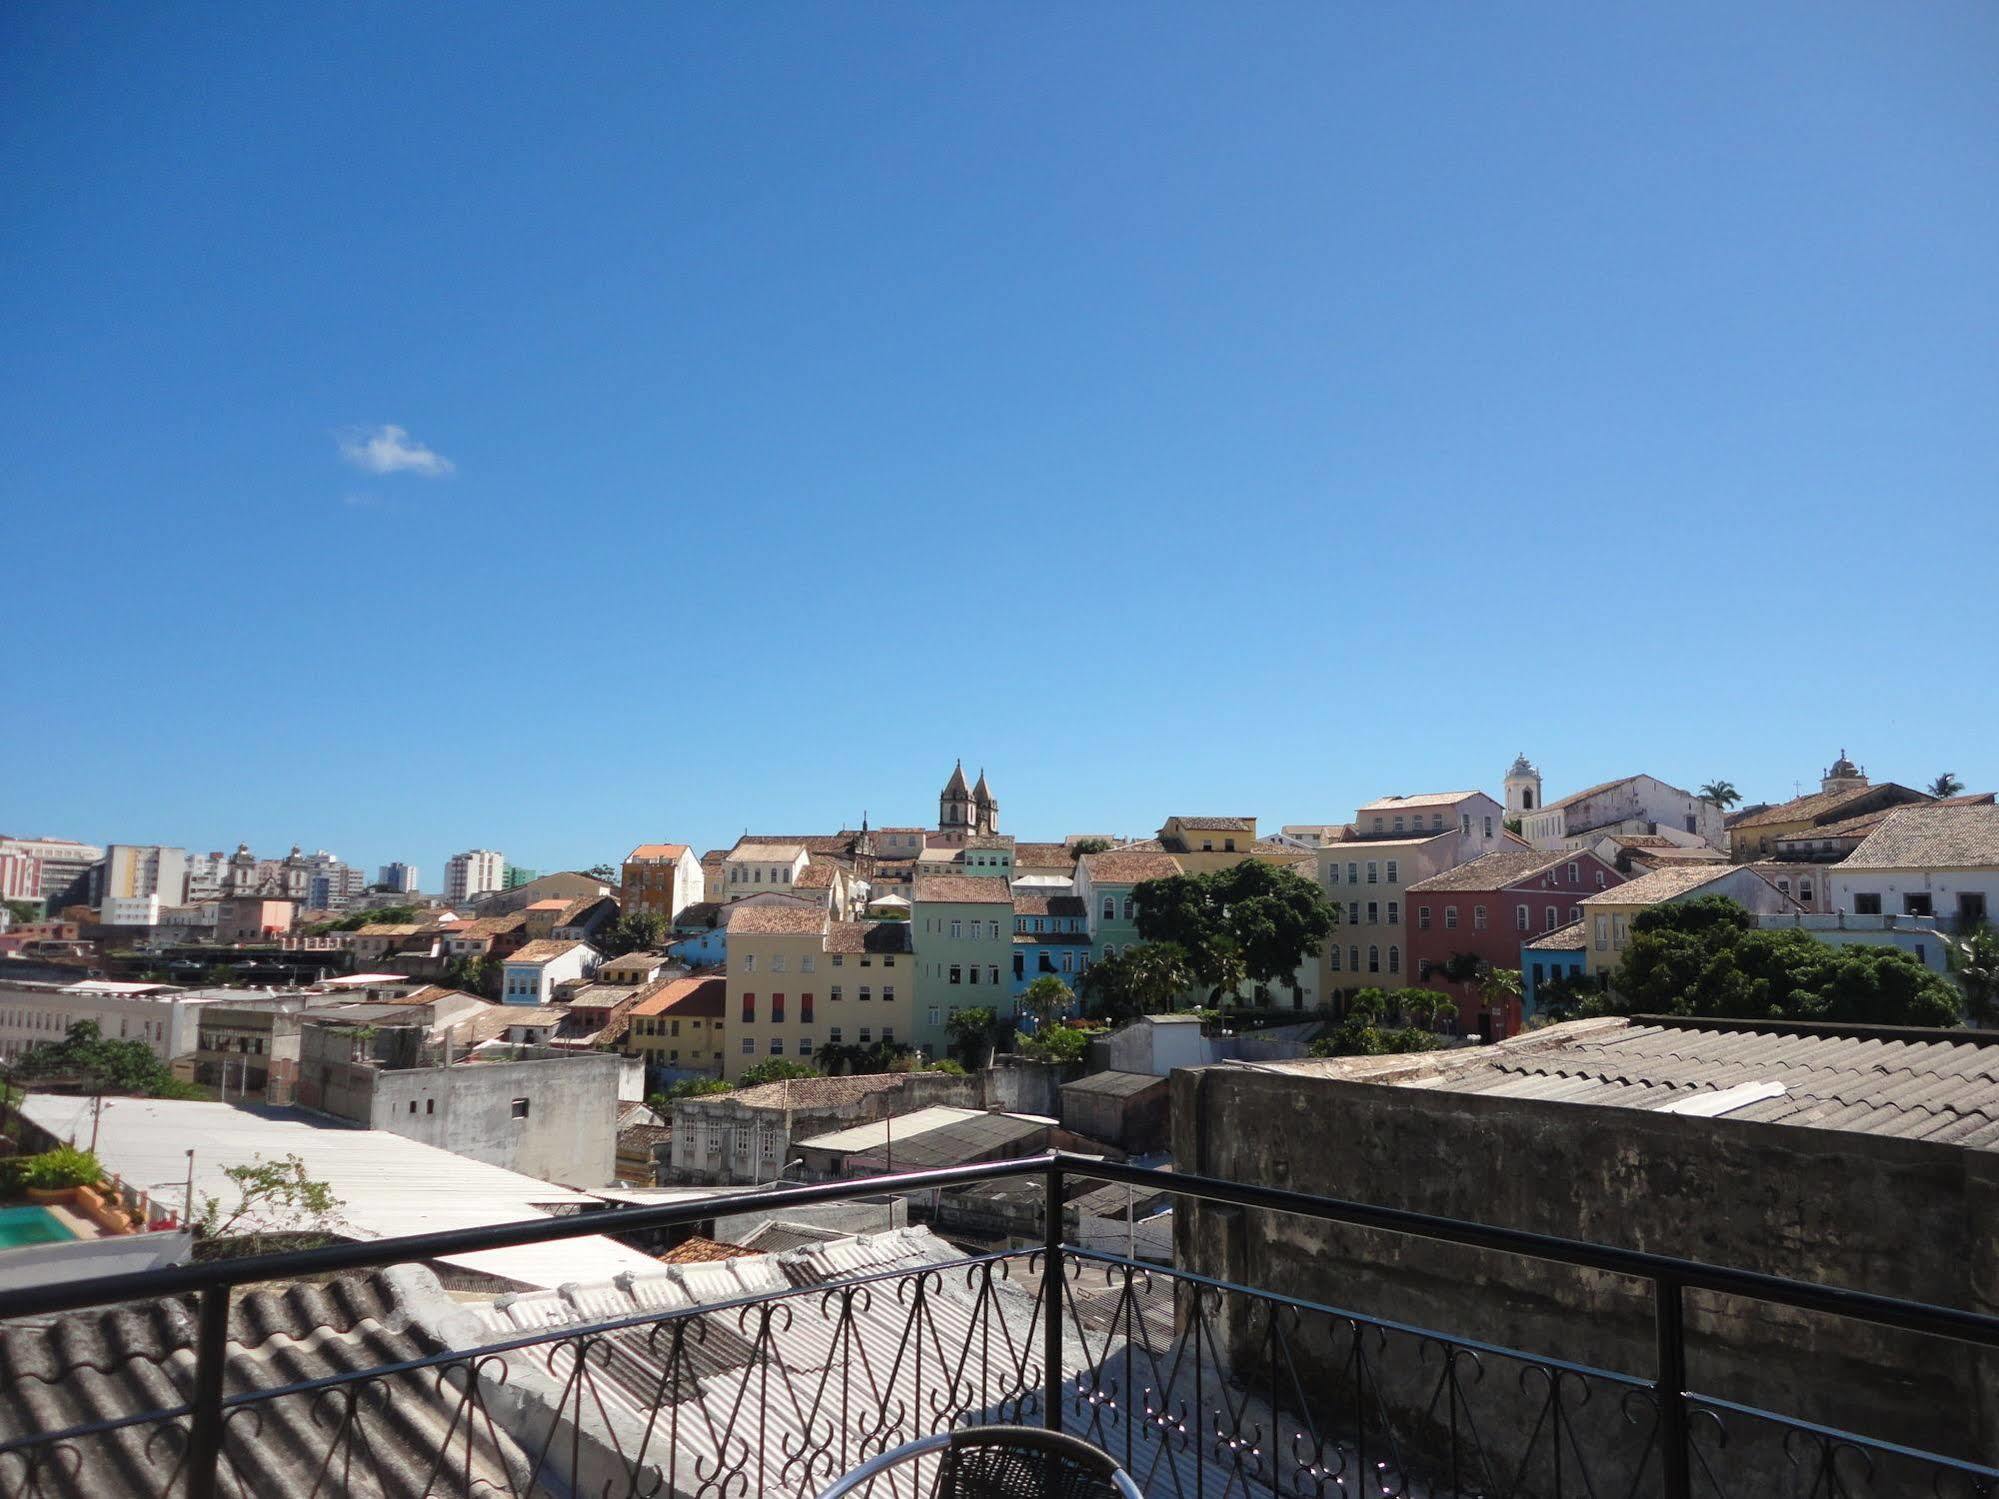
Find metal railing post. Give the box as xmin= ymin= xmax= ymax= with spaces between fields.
xmin=1043 ymin=1160 xmax=1064 ymax=1432
xmin=1654 ymin=1275 xmax=1691 ymax=1499
xmin=185 ymin=1285 xmax=231 ymax=1499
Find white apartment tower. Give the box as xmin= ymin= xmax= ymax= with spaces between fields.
xmin=445 ymin=849 xmax=505 ymax=903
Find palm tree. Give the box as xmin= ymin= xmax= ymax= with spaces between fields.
xmin=1928 ymin=772 xmax=1965 ymax=799
xmin=1698 ymin=780 xmax=1741 ymax=809
xmin=1477 ymin=965 xmax=1524 ymax=1036
xmin=1948 ymin=924 xmax=1998 ymax=1025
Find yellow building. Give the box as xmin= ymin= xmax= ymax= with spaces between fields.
xmin=626 ymin=976 xmax=727 ymax=1074
xmin=1155 ymin=816 xmax=1258 ymax=874
xmin=1578 ymin=866 xmax=1800 ymax=976
xmin=723 ymin=906 xmax=913 ymax=1079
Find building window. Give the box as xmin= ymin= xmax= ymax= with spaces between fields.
xmin=1347 ymin=901 xmax=1360 ymax=925
xmin=1515 ymin=905 xmax=1529 ymax=932
xmin=949 ymin=965 xmax=962 ymax=984
xmin=1102 ymin=897 xmax=1115 ymax=920
xmin=831 ymin=985 xmax=843 ymax=1002
xmin=1445 ymin=906 xmax=1458 ymax=929
xmin=950 ymin=920 xmax=962 ymax=939
xmin=1569 ymin=906 xmax=1581 ymax=923
xmin=1418 ymin=906 xmax=1431 ymax=930
xmin=1330 ymin=946 xmax=1342 ymax=972
xmin=742 ymin=994 xmax=755 ymax=1022
xmin=1368 ymin=946 xmax=1380 ymax=973
xmin=1613 ymin=915 xmax=1628 ymax=946
xmin=830 ymin=1026 xmax=843 ymax=1043
xmin=1461 ymin=815 xmax=1471 ymax=836
xmin=1853 ymin=893 xmax=1882 ymax=915
xmin=771 ymin=994 xmax=785 ymax=1022
xmin=1386 ymin=860 xmax=1399 ymax=884
xmin=798 ymin=1038 xmax=813 ymax=1056
xmin=1367 ymin=863 xmax=1378 ymax=885
xmin=1546 ymin=908 xmax=1559 ymax=931
xmin=510 ymin=1098 xmax=530 ymax=1119
xmin=426 ymin=1099 xmax=434 ymax=1115
xmin=1904 ymin=893 xmax=1934 ymax=917
xmin=1473 ymin=906 xmax=1487 ymax=930
xmin=1387 ymin=900 xmax=1399 ymax=925
xmin=832 ymin=954 xmax=844 ymax=967
xmin=1366 ymin=901 xmax=1379 ymax=924
xmin=859 ymin=1026 xmax=872 ymax=1043
xmin=1388 ymin=945 xmax=1400 ymax=975
xmin=1596 ymin=871 xmax=1607 ymax=888
xmin=770 ymin=1039 xmax=784 ymax=1055
xmin=1329 ymin=865 xmax=1340 ymax=885
xmin=1800 ymin=880 xmax=1814 ymax=903
xmin=801 ymin=955 xmax=815 ymax=973
xmin=742 ymin=955 xmax=755 ymax=973
xmin=860 ymin=986 xmax=872 ymax=1001
xmin=1594 ymin=916 xmax=1609 ymax=951
xmin=1392 ymin=816 xmax=1404 ymax=833
xmin=771 ymin=955 xmax=785 ymax=974
xmin=742 ymin=1037 xmax=755 ymax=1054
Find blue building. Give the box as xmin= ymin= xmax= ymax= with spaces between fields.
xmin=1010 ymin=891 xmax=1091 ymax=1023
xmin=1521 ymin=920 xmax=1587 ymax=1018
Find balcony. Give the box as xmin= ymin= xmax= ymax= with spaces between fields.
xmin=0 ymin=1154 xmax=1994 ymax=1497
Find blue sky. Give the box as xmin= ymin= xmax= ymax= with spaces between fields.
xmin=4 ymin=3 xmax=1995 ymax=882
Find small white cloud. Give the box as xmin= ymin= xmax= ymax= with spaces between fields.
xmin=338 ymin=423 xmax=455 ymax=477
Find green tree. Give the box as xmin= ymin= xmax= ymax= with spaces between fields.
xmin=13 ymin=1020 xmax=195 ymax=1096
xmin=331 ymin=905 xmax=421 ymax=932
xmin=1078 ymin=942 xmax=1195 ymax=1023
xmin=1698 ymin=780 xmax=1742 ymax=809
xmin=194 ymin=1154 xmax=345 ymax=1253
xmin=439 ymin=954 xmax=496 ymax=999
xmin=4 ymin=899 xmax=40 ymax=926
xmin=600 ymin=910 xmax=669 ymax=958
xmin=1948 ymin=924 xmax=1999 ymax=1025
xmin=945 ymin=1006 xmax=999 ymax=1067
xmin=924 ymin=1058 xmax=968 ymax=1075
xmin=1133 ymin=862 xmax=1335 ymax=1003
xmin=736 ymin=1058 xmax=817 ymax=1087
xmin=1069 ymin=838 xmax=1114 ymax=857
xmin=1310 ymin=1024 xmax=1444 ymax=1059
xmin=1018 ymin=977 xmax=1075 ymax=1028
xmin=1607 ymin=896 xmax=1963 ymax=1027
xmin=1478 ymin=966 xmax=1523 ymax=1026
xmin=584 ymin=864 xmax=619 ymax=883
xmin=1015 ymin=1025 xmax=1090 ymax=1064
xmin=1929 ymin=772 xmax=1966 ymax=799
xmin=648 ymin=1078 xmax=732 ymax=1112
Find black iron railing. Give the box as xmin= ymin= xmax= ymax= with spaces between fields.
xmin=0 ymin=1150 xmax=1993 ymax=1497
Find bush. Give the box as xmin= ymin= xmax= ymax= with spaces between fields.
xmin=924 ymin=1059 xmax=968 ymax=1074
xmin=1310 ymin=1024 xmax=1446 ymax=1059
xmin=21 ymin=1147 xmax=101 ymax=1191
xmin=1014 ymin=1025 xmax=1090 ymax=1064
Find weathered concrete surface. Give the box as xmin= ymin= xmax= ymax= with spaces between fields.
xmin=367 ymin=1054 xmax=623 ymax=1187
xmin=1171 ymin=1061 xmax=1999 ymax=1494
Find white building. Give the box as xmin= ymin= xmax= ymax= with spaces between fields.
xmin=1517 ymin=771 xmax=1726 ymax=852
xmin=0 ymin=981 xmax=231 ymax=1064
xmin=299 ymin=851 xmax=368 ymax=911
xmin=101 ymin=895 xmax=162 ymax=927
xmin=446 ymin=849 xmax=506 ymax=904
xmin=500 ymin=939 xmax=601 ymax=1005
xmin=98 ymin=844 xmax=189 ymax=907
xmin=721 ymin=843 xmax=808 ymax=901
xmin=1829 ymin=805 xmax=1999 ymax=930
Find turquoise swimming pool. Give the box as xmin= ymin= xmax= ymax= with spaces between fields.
xmin=0 ymin=1204 xmax=80 ymax=1248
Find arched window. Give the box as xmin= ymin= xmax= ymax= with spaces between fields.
xmin=1102 ymin=896 xmax=1115 ymax=920
xmin=1349 ymin=945 xmax=1359 ymax=972
xmin=1388 ymin=945 xmax=1400 ymax=975
xmin=1367 ymin=945 xmax=1380 ymax=973
xmin=1330 ymin=946 xmax=1343 ymax=971
xmin=1122 ymin=897 xmax=1134 ymax=920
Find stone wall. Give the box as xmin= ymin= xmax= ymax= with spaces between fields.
xmin=1172 ymin=1062 xmax=1999 ymax=1489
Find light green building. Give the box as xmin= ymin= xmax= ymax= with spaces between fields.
xmin=503 ymin=865 xmax=540 ymax=889
xmin=1073 ymin=848 xmax=1185 ymax=964
xmin=910 ymin=874 xmax=1017 ymax=1057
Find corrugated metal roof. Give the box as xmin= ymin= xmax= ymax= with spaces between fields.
xmin=1409 ymin=1020 xmax=1999 ymax=1147
xmin=16 ymin=1096 xmax=662 ymax=1290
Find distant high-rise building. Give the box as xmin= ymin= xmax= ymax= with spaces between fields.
xmin=503 ymin=865 xmax=539 ymax=889
xmin=299 ymin=851 xmax=368 ymax=911
xmin=445 ymin=849 xmax=505 ymax=903
xmin=0 ymin=836 xmax=104 ymax=906
xmin=378 ymin=862 xmax=420 ymax=894
xmin=96 ymin=845 xmax=190 ymax=907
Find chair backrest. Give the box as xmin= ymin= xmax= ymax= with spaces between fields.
xmin=936 ymin=1425 xmax=1144 ymax=1499
xmin=812 ymin=1425 xmax=1143 ymax=1499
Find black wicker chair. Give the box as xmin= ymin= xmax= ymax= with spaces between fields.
xmin=814 ymin=1425 xmax=1145 ymax=1499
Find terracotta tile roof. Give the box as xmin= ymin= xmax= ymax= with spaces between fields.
xmin=912 ymin=876 xmax=1017 ymax=905
xmin=1244 ymin=846 xmax=1317 ymax=868
xmin=658 ymin=1236 xmax=759 ymax=1264
xmin=793 ymin=860 xmax=842 ymax=890
xmin=724 ymin=905 xmax=828 ymax=935
xmin=726 ymin=843 xmax=805 ymax=864
xmin=1729 ymin=783 xmax=1927 ymax=831
xmin=1011 ymin=842 xmax=1080 ymax=868
xmin=1579 ymin=865 xmax=1766 ymax=906
xmin=1281 ymin=824 xmax=1359 ymax=843
xmin=1357 ymin=791 xmax=1486 ymax=812
xmin=1168 ymin=816 xmax=1255 ymax=832
xmin=732 ymin=834 xmax=857 ymax=857
xmin=353 ymin=923 xmax=425 ymax=937
xmin=726 ymin=1072 xmax=910 ymax=1111
xmin=1524 ymin=920 xmax=1588 ymax=951
xmin=1541 ymin=775 xmax=1644 ymax=813
xmin=963 ymin=834 xmax=1015 ymax=850
xmin=1406 ymin=850 xmax=1569 ymax=894
xmin=1842 ymin=805 xmax=1999 ymax=871
xmin=507 ymin=939 xmax=586 ymax=964
xmin=631 ymin=975 xmax=727 ymax=1017
xmin=626 ymin=843 xmax=689 ymax=861
xmin=524 ymin=899 xmax=571 ymax=912
xmin=823 ymin=920 xmax=914 ymax=954
xmin=1078 ymin=850 xmax=1183 ymax=884
xmin=1012 ymin=892 xmax=1087 ymax=917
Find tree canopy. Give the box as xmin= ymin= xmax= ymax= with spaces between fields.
xmin=1929 ymin=772 xmax=1966 ymax=799
xmin=1068 ymin=838 xmax=1113 ymax=857
xmin=944 ymin=1006 xmax=998 ymax=1067
xmin=1698 ymin=780 xmax=1741 ymax=809
xmin=599 ymin=910 xmax=669 ymax=957
xmin=1132 ymin=861 xmax=1336 ymax=1002
xmin=1078 ymin=942 xmax=1196 ymax=1024
xmin=1017 ymin=977 xmax=1074 ymax=1028
xmin=1603 ymin=896 xmax=1963 ymax=1027
xmin=735 ymin=1058 xmax=817 ymax=1087
xmin=10 ymin=1020 xmax=198 ymax=1096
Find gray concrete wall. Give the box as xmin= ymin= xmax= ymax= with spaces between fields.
xmin=982 ymin=1058 xmax=1081 ymax=1116
xmin=368 ymin=1055 xmax=622 ymax=1187
xmin=1172 ymin=1062 xmax=1999 ymax=1491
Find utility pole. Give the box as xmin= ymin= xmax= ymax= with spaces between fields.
xmin=89 ymin=1086 xmax=103 ymax=1153
xmin=184 ymin=1149 xmax=195 ymax=1229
